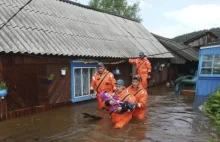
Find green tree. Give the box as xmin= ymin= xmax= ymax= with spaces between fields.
xmin=89 ymin=0 xmax=141 ymax=22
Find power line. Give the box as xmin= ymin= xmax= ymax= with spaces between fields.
xmin=147 ymin=46 xmax=196 ymax=57
xmin=0 ymin=0 xmax=33 ymax=30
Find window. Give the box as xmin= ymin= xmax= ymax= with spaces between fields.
xmin=214 ymin=55 xmax=220 ymax=74
xmin=201 ymin=55 xmax=220 ymax=75
xmin=74 ymin=68 xmax=96 ymax=98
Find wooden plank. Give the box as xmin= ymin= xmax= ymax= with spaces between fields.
xmin=181 ymin=90 xmax=195 ymax=97
xmin=0 ymin=99 xmax=7 ymax=120
xmin=3 ymin=63 xmax=39 ymax=111
xmin=0 ymin=56 xmax=4 ymax=82
xmin=14 ymin=56 xmax=24 ymax=64
xmin=24 ymin=56 xmax=58 ymax=64
xmin=82 ymin=113 xmax=102 ymax=120
xmin=0 ymin=54 xmax=71 ymax=65
xmin=47 ymin=64 xmax=71 ymax=104
xmin=37 ymin=65 xmax=49 ymax=105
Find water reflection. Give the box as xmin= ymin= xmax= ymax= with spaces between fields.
xmin=0 ymin=85 xmax=219 ymax=142
xmin=193 ymin=95 xmax=209 ymax=111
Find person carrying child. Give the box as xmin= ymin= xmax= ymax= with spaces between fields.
xmin=103 ymin=79 xmax=136 ymax=128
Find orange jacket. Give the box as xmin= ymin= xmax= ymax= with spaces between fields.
xmin=116 ymin=88 xmax=136 ymax=104
xmin=102 ymin=88 xmax=136 ymax=109
xmin=127 ymin=85 xmax=148 ymax=109
xmin=129 ymin=57 xmax=152 ymax=75
xmin=90 ymin=69 xmax=116 ymax=93
xmin=111 ymin=88 xmax=136 ymax=128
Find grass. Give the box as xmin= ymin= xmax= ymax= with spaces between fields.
xmin=200 ymin=89 xmax=220 ymax=141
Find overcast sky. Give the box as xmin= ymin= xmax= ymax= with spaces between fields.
xmin=74 ymin=0 xmax=220 ymax=38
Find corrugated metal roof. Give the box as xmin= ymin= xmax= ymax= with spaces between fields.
xmin=153 ymin=33 xmax=198 ymax=63
xmin=168 ymin=49 xmax=186 ymax=64
xmin=0 ymin=0 xmax=173 ymax=58
xmin=200 ymin=45 xmax=220 ymax=55
xmin=201 ymin=45 xmax=220 ymax=49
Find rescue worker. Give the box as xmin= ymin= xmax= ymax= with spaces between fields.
xmin=104 ymin=79 xmax=136 ymax=128
xmin=128 ymin=51 xmax=152 ymax=89
xmin=127 ymin=75 xmax=148 ymax=119
xmin=90 ymin=62 xmax=116 ymax=109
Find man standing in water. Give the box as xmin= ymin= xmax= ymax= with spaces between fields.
xmin=90 ymin=62 xmax=116 ymax=109
xmin=103 ymin=79 xmax=136 ymax=128
xmin=128 ymin=51 xmax=152 ymax=89
xmin=127 ymin=75 xmax=148 ymax=119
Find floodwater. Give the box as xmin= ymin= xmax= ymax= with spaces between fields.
xmin=0 ymin=85 xmax=219 ymax=142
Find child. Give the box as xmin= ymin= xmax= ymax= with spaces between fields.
xmin=100 ymin=91 xmax=136 ymax=113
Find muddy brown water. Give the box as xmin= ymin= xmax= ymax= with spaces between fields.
xmin=0 ymin=86 xmax=219 ymax=142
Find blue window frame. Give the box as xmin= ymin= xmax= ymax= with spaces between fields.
xmin=200 ymin=55 xmax=220 ymax=76
xmin=71 ymin=62 xmax=97 ymax=102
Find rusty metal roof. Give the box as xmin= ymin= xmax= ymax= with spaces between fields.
xmin=0 ymin=0 xmax=173 ymax=58
xmin=153 ymin=33 xmax=198 ymax=64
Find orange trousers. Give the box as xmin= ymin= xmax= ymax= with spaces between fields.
xmin=97 ymin=93 xmax=109 ymax=110
xmin=139 ymin=74 xmax=148 ymax=89
xmin=132 ymin=108 xmax=146 ymax=119
xmin=111 ymin=112 xmax=132 ymax=128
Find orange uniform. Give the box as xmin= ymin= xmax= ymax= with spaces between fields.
xmin=108 ymin=89 xmax=136 ymax=128
xmin=127 ymin=85 xmax=148 ymax=119
xmin=129 ymin=57 xmax=152 ymax=89
xmin=90 ymin=69 xmax=116 ymax=109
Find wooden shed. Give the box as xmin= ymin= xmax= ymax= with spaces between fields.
xmin=184 ymin=31 xmax=218 ymax=50
xmin=196 ymin=42 xmax=220 ymax=96
xmin=153 ymin=33 xmax=199 ymax=82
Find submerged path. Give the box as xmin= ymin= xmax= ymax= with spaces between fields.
xmin=0 ymin=86 xmax=219 ymax=142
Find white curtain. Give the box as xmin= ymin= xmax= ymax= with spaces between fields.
xmin=74 ymin=68 xmax=82 ymax=97
xmin=83 ymin=68 xmax=89 ymax=96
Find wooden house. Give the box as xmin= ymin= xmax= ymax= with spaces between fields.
xmin=196 ymin=42 xmax=220 ymax=96
xmin=184 ymin=31 xmax=218 ymax=50
xmin=0 ymin=0 xmax=173 ymax=120
xmin=194 ymin=42 xmax=220 ymax=107
xmin=153 ymin=34 xmax=199 ymax=81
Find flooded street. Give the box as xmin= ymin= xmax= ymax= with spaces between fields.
xmin=0 ymin=86 xmax=219 ymax=142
